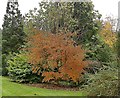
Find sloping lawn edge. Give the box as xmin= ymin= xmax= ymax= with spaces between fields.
xmin=1 ymin=76 xmax=84 ymax=96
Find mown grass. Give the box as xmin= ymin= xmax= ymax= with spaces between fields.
xmin=1 ymin=76 xmax=84 ymax=96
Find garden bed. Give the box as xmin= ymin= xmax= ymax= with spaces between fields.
xmin=26 ymin=83 xmax=79 ymax=91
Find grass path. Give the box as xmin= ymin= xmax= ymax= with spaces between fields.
xmin=1 ymin=76 xmax=84 ymax=96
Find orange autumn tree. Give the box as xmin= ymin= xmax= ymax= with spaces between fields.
xmin=27 ymin=29 xmax=90 ymax=83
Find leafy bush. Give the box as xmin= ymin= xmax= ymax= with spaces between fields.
xmin=85 ymin=40 xmax=114 ymax=62
xmin=7 ymin=52 xmax=41 ymax=83
xmin=2 ymin=54 xmax=11 ymax=76
xmin=80 ymin=67 xmax=118 ymax=96
xmin=26 ymin=29 xmax=90 ymax=84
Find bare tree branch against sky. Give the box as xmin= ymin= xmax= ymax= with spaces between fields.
xmin=0 ymin=0 xmax=119 ymax=28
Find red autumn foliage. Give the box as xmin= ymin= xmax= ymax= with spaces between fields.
xmin=27 ymin=29 xmax=90 ymax=83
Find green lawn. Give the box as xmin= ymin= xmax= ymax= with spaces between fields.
xmin=1 ymin=76 xmax=84 ymax=96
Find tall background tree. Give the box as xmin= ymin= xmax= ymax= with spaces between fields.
xmin=24 ymin=1 xmax=101 ymax=42
xmin=2 ymin=0 xmax=25 ymax=75
xmin=73 ymin=2 xmax=102 ymax=43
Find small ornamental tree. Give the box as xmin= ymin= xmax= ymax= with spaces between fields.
xmin=100 ymin=21 xmax=117 ymax=48
xmin=26 ymin=29 xmax=90 ymax=84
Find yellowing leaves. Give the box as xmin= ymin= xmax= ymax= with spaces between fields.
xmin=100 ymin=22 xmax=117 ymax=48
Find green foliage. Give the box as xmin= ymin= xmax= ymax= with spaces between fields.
xmin=84 ymin=33 xmax=115 ymax=64
xmin=80 ymin=67 xmax=118 ymax=96
xmin=117 ymin=31 xmax=120 ymax=62
xmin=0 ymin=28 xmax=2 ymax=46
xmin=24 ymin=2 xmax=73 ymax=34
xmin=115 ymin=31 xmax=120 ymax=75
xmin=2 ymin=54 xmax=12 ymax=76
xmin=2 ymin=1 xmax=25 ymax=54
xmin=0 ymin=29 xmax=1 ymax=75
xmin=2 ymin=1 xmax=26 ymax=76
xmin=82 ymin=33 xmax=117 ymax=77
xmin=7 ymin=53 xmax=41 ymax=83
xmin=85 ymin=43 xmax=113 ymax=63
xmin=73 ymin=2 xmax=102 ymax=43
xmin=24 ymin=2 xmax=101 ymax=38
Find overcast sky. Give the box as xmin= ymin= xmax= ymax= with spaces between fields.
xmin=0 ymin=0 xmax=120 ymax=28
